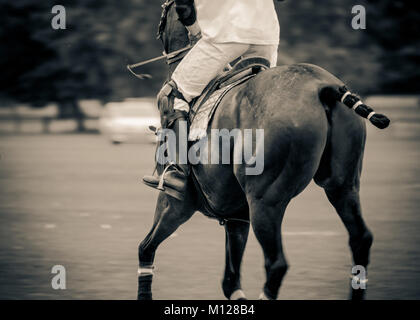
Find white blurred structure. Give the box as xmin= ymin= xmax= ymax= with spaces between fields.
xmin=99 ymin=98 xmax=160 ymax=144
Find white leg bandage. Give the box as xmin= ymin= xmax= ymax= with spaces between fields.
xmin=230 ymin=289 xmax=246 ymax=300
xmin=137 ymin=266 xmax=154 ymax=276
xmin=258 ymin=292 xmax=271 ymax=300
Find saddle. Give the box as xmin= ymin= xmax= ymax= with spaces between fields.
xmin=188 ymin=56 xmax=270 ymax=141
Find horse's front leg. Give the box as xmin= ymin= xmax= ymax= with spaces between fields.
xmin=222 ymin=218 xmax=250 ymax=300
xmin=137 ymin=191 xmax=195 ymax=300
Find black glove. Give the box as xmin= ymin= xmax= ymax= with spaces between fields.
xmin=174 ymin=0 xmax=196 ymax=26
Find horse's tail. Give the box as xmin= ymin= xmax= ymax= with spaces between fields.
xmin=319 ymin=85 xmax=390 ymax=129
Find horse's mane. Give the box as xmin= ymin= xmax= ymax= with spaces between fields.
xmin=157 ymin=0 xmax=175 ymax=40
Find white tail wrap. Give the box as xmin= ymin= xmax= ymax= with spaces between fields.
xmin=367 ymin=112 xmax=376 ymax=120
xmin=352 ymin=101 xmax=364 ymax=110
xmin=341 ymin=91 xmax=352 ymax=104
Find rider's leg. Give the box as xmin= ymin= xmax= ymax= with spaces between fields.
xmin=143 ymin=82 xmax=191 ymax=201
xmin=171 ymin=39 xmax=250 ymax=115
xmin=144 ymin=39 xmax=250 ymax=200
xmin=172 ymin=38 xmax=250 ymax=105
xmin=241 ymin=44 xmax=278 ymax=68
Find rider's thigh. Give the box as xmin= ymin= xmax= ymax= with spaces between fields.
xmin=242 ymin=44 xmax=278 ymax=68
xmin=172 ymin=39 xmax=248 ymax=101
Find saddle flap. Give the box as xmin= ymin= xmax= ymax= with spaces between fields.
xmin=188 ymin=56 xmax=270 ymax=141
xmin=188 ymin=74 xmax=254 ymax=141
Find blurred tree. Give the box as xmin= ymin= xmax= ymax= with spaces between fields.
xmin=275 ymin=0 xmax=383 ymax=94
xmin=0 ymin=0 xmax=55 ymax=106
xmin=0 ymin=0 xmax=417 ymax=127
xmin=365 ymin=0 xmax=420 ymax=93
xmin=0 ymin=0 xmax=164 ymax=131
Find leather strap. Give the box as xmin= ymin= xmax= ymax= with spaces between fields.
xmin=166 ymin=109 xmax=188 ymax=128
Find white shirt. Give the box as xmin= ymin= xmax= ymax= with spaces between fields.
xmin=194 ymin=0 xmax=280 ymax=45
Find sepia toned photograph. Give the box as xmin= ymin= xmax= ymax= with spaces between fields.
xmin=0 ymin=0 xmax=419 ymax=304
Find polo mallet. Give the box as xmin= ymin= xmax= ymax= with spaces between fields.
xmin=127 ymin=45 xmax=192 ymax=80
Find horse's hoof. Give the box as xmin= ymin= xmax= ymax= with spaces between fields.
xmin=350 ymin=288 xmax=366 ymax=301
xmin=230 ymin=289 xmax=246 ymax=300
xmin=137 ymin=293 xmax=152 ymax=300
xmin=258 ymin=292 xmax=272 ymax=300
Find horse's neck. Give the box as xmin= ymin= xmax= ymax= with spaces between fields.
xmin=164 ymin=33 xmax=189 ymax=78
xmin=167 ymin=60 xmax=181 ymax=79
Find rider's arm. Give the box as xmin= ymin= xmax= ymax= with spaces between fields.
xmin=174 ymin=0 xmax=200 ymax=37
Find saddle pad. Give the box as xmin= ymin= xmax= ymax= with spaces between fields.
xmin=188 ymin=75 xmax=254 ymax=141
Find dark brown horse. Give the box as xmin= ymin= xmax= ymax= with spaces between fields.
xmin=137 ymin=0 xmax=389 ymax=300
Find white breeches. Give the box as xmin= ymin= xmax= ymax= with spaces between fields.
xmin=172 ymin=38 xmax=278 ymax=112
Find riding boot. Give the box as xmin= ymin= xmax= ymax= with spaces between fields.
xmin=143 ymin=110 xmax=190 ymax=201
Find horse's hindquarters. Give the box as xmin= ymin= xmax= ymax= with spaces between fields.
xmin=189 ymin=65 xmax=337 ymax=219
xmin=214 ymin=66 xmax=331 ymax=198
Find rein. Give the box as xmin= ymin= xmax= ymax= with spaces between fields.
xmin=127 ymin=45 xmax=192 ymax=80
xmin=127 ymin=0 xmax=190 ymax=80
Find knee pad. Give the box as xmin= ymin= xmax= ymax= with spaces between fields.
xmin=157 ymin=80 xmax=187 ymax=128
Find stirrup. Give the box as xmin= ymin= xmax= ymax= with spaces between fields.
xmin=157 ymin=162 xmax=176 ymax=191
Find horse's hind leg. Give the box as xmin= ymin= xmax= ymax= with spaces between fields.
xmin=239 ymin=130 xmax=324 ymax=299
xmin=249 ymin=198 xmax=290 ymax=300
xmin=222 ymin=215 xmax=250 ymax=300
xmin=137 ymin=192 xmax=195 ymax=300
xmin=315 ymin=107 xmax=372 ymax=300
xmin=323 ymin=185 xmax=373 ymax=300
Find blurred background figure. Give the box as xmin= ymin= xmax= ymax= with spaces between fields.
xmin=0 ymin=0 xmax=419 ymax=300
xmin=99 ymin=98 xmax=159 ymax=144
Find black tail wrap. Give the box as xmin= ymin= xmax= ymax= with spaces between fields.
xmin=336 ymin=86 xmax=390 ymax=129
